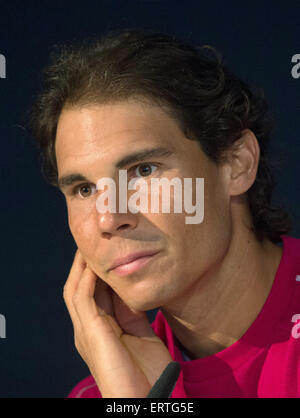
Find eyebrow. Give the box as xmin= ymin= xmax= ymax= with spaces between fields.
xmin=57 ymin=146 xmax=175 ymax=191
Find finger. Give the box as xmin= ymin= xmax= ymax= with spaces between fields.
xmin=63 ymin=249 xmax=87 ymax=327
xmin=73 ymin=265 xmax=124 ymax=338
xmin=64 ymin=249 xmax=87 ymax=297
xmin=112 ymin=292 xmax=155 ymax=338
xmin=94 ymin=278 xmax=115 ymax=316
xmin=63 ymin=249 xmax=86 ymax=310
xmin=72 ymin=264 xmax=104 ymax=323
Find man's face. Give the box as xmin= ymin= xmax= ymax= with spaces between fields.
xmin=55 ymin=99 xmax=232 ymax=311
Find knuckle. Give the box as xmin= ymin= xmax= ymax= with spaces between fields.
xmin=63 ymin=284 xmax=69 ymax=301
xmin=72 ymin=291 xmax=80 ymax=306
xmin=74 ymin=340 xmax=83 ymax=357
xmin=74 ymin=336 xmax=80 ymax=351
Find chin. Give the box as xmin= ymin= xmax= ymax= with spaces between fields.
xmin=126 ymin=297 xmax=161 ymax=312
xmin=124 ymin=283 xmax=170 ymax=312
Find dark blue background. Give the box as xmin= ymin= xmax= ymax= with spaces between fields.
xmin=0 ymin=0 xmax=299 ymax=397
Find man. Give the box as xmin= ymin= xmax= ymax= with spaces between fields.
xmin=28 ymin=29 xmax=300 ymax=398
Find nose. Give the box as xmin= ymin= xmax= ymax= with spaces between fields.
xmin=98 ymin=211 xmax=138 ymax=239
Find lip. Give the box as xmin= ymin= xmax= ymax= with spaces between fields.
xmin=108 ymin=250 xmax=160 ymax=276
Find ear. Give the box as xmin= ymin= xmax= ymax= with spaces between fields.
xmin=225 ymin=129 xmax=260 ymax=197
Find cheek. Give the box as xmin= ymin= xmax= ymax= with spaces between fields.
xmin=175 ymin=181 xmax=232 ymax=275
xmin=67 ymin=205 xmax=81 ymax=241
xmin=203 ymin=168 xmax=232 ymax=228
xmin=67 ymin=203 xmax=96 ymax=251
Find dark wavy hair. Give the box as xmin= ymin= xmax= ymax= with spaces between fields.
xmin=27 ymin=28 xmax=292 ymax=243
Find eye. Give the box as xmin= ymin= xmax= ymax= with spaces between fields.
xmin=133 ymin=163 xmax=158 ymax=178
xmin=72 ymin=183 xmax=96 ymax=199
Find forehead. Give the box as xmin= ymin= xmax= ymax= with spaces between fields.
xmin=55 ymin=99 xmax=185 ymax=170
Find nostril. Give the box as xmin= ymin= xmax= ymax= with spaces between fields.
xmin=117 ymin=224 xmax=131 ymax=231
xmin=102 ymin=232 xmax=112 ymax=240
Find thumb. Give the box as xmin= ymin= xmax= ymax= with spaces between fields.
xmin=112 ymin=291 xmax=155 ymax=338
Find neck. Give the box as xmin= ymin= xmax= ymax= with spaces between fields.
xmin=160 ymin=226 xmax=283 ymax=360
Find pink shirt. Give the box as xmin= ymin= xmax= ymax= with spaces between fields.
xmin=68 ymin=235 xmax=300 ymax=398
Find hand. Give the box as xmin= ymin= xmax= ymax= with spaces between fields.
xmin=63 ymin=249 xmax=173 ymax=398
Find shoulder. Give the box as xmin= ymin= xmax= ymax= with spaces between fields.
xmin=283 ymin=235 xmax=300 ymax=255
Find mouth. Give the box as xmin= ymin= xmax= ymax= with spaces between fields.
xmin=109 ymin=250 xmax=161 ymax=277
